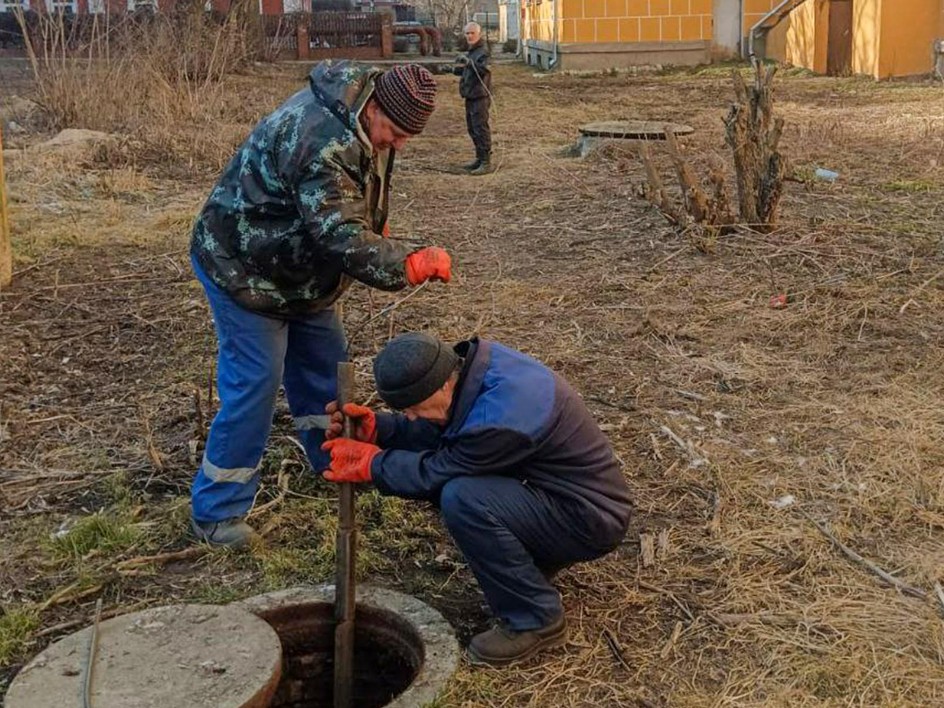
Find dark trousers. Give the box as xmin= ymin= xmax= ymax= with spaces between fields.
xmin=464 ymin=96 xmax=491 ymax=160
xmin=439 ymin=475 xmax=614 ymax=631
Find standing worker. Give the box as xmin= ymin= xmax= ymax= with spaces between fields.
xmin=189 ymin=62 xmax=452 ymax=548
xmin=320 ymin=333 xmax=633 ymax=666
xmin=447 ymin=22 xmax=492 ymax=175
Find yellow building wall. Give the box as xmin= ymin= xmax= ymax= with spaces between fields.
xmin=525 ymin=0 xmax=558 ymax=43
xmin=766 ymin=0 xmax=828 ymax=73
xmin=522 ymin=0 xmax=718 ymax=45
xmin=852 ymin=0 xmax=881 ymax=77
xmin=549 ymin=0 xmax=716 ymax=44
xmin=760 ymin=0 xmax=939 ymax=79
xmin=877 ymin=0 xmax=939 ymax=77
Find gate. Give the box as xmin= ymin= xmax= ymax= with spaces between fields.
xmin=306 ymin=11 xmax=392 ymax=60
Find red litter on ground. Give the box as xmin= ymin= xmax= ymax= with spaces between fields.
xmin=769 ymin=294 xmax=789 ymax=309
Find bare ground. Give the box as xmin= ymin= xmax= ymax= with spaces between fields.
xmin=3 ymin=61 xmax=944 ymax=706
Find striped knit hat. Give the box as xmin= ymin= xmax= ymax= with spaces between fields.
xmin=374 ymin=64 xmax=437 ymax=135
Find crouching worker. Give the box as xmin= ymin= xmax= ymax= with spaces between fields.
xmin=321 ymin=333 xmax=632 ymax=667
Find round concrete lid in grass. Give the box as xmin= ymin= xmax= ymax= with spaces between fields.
xmin=579 ymin=120 xmax=694 ymax=140
xmin=5 ymin=604 xmax=283 ymax=708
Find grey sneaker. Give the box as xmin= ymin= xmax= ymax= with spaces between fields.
xmin=191 ymin=517 xmax=255 ymax=548
xmin=468 ymin=613 xmax=567 ymax=667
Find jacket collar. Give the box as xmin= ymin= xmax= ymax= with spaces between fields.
xmin=445 ymin=337 xmax=490 ymax=433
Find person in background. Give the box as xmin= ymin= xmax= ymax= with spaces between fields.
xmin=445 ymin=22 xmax=493 ymax=175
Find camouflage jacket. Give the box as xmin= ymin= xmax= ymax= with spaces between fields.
xmin=190 ymin=61 xmax=421 ymax=317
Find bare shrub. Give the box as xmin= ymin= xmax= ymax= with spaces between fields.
xmin=640 ymin=61 xmax=787 ymax=244
xmin=15 ymin=2 xmax=269 ymax=173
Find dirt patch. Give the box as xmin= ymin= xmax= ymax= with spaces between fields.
xmin=3 ymin=63 xmax=944 ymax=706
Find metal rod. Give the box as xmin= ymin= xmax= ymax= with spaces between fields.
xmin=83 ymin=598 xmax=104 ymax=708
xmin=333 ymin=361 xmax=356 ymax=708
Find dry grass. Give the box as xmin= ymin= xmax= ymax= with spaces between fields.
xmin=3 ymin=61 xmax=944 ymax=705
xmin=13 ymin=2 xmax=274 ymax=176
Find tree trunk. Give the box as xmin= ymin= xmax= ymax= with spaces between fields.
xmin=723 ymin=62 xmax=786 ymax=232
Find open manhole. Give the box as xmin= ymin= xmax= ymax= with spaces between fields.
xmin=574 ymin=120 xmax=695 ymax=157
xmin=241 ymin=584 xmax=459 ymax=708
xmin=258 ymin=601 xmax=418 ymax=707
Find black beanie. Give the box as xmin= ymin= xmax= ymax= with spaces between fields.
xmin=374 ymin=333 xmax=459 ymax=410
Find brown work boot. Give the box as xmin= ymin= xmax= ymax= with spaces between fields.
xmin=467 ymin=614 xmax=567 ymax=667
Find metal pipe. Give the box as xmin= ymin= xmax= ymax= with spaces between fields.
xmin=747 ymin=0 xmax=797 ymax=60
xmin=394 ymin=26 xmax=430 ymax=55
xmin=738 ymin=0 xmax=743 ymax=58
xmin=333 ymin=361 xmax=357 ymax=708
xmin=548 ymin=0 xmax=559 ymax=68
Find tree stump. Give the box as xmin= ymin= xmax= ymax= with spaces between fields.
xmin=723 ymin=62 xmax=786 ymax=232
xmin=638 ymin=61 xmax=786 ymax=237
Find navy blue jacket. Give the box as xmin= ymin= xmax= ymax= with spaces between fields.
xmin=370 ymin=339 xmax=632 ymax=548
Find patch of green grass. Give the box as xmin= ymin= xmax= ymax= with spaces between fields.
xmin=0 ymin=607 xmax=39 ymax=665
xmin=188 ymin=583 xmax=248 ymax=605
xmin=256 ymin=546 xmax=330 ymax=589
xmin=150 ymin=500 xmax=192 ymax=547
xmin=46 ymin=511 xmax=143 ymax=561
xmin=102 ymin=470 xmax=135 ymax=507
xmin=885 ymin=178 xmax=936 ymax=193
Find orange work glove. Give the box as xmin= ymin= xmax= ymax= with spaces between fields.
xmin=382 ymin=221 xmax=391 ymax=238
xmin=405 ymin=247 xmax=452 ymax=286
xmin=324 ymin=402 xmax=377 ymax=443
xmin=322 ymin=438 xmax=380 ymax=483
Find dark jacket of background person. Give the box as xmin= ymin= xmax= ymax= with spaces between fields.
xmin=454 ymin=39 xmax=491 ymax=100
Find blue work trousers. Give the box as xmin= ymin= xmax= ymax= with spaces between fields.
xmin=190 ymin=258 xmax=345 ymax=523
xmin=439 ymin=476 xmax=614 ymax=631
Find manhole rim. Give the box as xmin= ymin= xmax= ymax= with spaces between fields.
xmin=578 ymin=119 xmax=695 ymax=139
xmin=238 ymin=583 xmax=460 ymax=708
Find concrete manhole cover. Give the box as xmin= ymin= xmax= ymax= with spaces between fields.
xmin=5 ymin=604 xmax=282 ymax=708
xmin=579 ymin=120 xmax=694 ymax=139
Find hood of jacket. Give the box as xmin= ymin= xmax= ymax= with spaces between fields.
xmin=307 ymin=60 xmax=378 ymax=140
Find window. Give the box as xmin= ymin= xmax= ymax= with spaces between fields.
xmin=45 ymin=0 xmax=78 ymax=12
xmin=0 ymin=0 xmax=29 ymax=12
